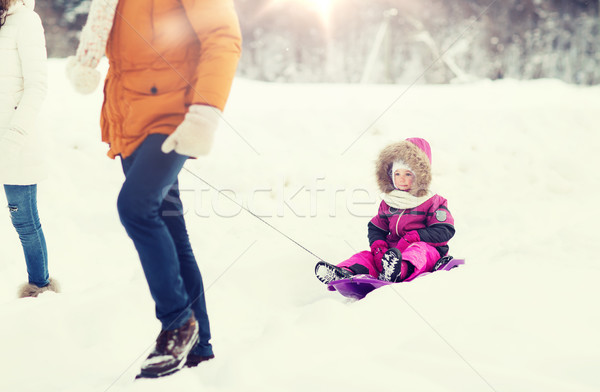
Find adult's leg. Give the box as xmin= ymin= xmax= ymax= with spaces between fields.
xmin=160 ymin=181 xmax=213 ymax=356
xmin=117 ymin=134 xmax=192 ymax=330
xmin=4 ymin=184 xmax=49 ymax=287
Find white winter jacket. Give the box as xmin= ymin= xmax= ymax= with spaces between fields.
xmin=0 ymin=0 xmax=47 ymax=185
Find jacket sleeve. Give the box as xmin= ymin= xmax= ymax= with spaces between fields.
xmin=416 ymin=224 xmax=455 ymax=245
xmin=11 ymin=10 xmax=47 ymax=134
xmin=181 ymin=0 xmax=242 ymax=111
xmin=416 ymin=198 xmax=455 ymax=246
xmin=368 ymin=201 xmax=391 ymax=245
xmin=368 ymin=222 xmax=388 ymax=245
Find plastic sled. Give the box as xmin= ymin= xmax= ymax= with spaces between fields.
xmin=327 ymin=256 xmax=465 ymax=300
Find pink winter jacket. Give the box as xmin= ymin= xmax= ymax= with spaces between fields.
xmin=369 ymin=195 xmax=455 ymax=256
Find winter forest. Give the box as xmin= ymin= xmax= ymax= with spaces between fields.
xmin=40 ymin=0 xmax=600 ymax=84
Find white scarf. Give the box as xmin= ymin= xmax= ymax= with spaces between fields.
xmin=66 ymin=0 xmax=119 ymax=94
xmin=381 ymin=190 xmax=434 ymax=209
xmin=75 ymin=0 xmax=119 ymax=68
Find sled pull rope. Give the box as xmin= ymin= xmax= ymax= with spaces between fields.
xmin=183 ymin=168 xmax=326 ymax=262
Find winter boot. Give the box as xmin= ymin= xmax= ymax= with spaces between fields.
xmin=18 ymin=278 xmax=60 ymax=298
xmin=315 ymin=261 xmax=354 ymax=284
xmin=432 ymin=255 xmax=453 ymax=271
xmin=137 ymin=315 xmax=199 ymax=379
xmin=185 ymin=353 xmax=215 ymax=368
xmin=378 ymin=248 xmax=406 ymax=282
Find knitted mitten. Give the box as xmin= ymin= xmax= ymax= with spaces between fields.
xmin=161 ymin=105 xmax=222 ymax=158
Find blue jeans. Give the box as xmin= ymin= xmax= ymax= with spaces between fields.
xmin=4 ymin=184 xmax=49 ymax=287
xmin=117 ymin=134 xmax=213 ymax=356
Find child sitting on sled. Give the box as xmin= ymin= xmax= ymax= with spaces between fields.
xmin=315 ymin=137 xmax=455 ymax=284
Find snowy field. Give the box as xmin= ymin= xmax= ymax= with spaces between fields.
xmin=1 ymin=58 xmax=599 ymax=392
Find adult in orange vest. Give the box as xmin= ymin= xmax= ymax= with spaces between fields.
xmin=68 ymin=0 xmax=241 ymax=378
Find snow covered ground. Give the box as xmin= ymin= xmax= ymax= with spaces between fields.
xmin=1 ymin=59 xmax=599 ymax=392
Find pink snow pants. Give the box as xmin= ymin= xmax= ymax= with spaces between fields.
xmin=337 ymin=242 xmax=441 ymax=281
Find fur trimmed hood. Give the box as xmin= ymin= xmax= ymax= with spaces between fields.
xmin=375 ymin=137 xmax=432 ymax=197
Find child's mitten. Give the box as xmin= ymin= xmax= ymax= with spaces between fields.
xmin=397 ymin=230 xmax=420 ymax=252
xmin=370 ymin=239 xmax=388 ymax=272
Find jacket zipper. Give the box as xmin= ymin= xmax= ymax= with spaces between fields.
xmin=395 ymin=209 xmax=406 ymax=237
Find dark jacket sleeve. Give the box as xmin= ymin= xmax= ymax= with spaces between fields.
xmin=368 ymin=222 xmax=388 ymax=246
xmin=416 ymin=224 xmax=455 ymax=245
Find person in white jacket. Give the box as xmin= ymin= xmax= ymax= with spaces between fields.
xmin=0 ymin=0 xmax=58 ymax=297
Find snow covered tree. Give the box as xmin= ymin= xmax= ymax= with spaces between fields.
xmin=37 ymin=0 xmax=90 ymax=57
xmin=37 ymin=0 xmax=600 ymax=84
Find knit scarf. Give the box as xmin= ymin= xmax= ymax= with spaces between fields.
xmin=381 ymin=190 xmax=434 ymax=209
xmin=75 ymin=0 xmax=119 ymax=68
xmin=67 ymin=0 xmax=118 ymax=94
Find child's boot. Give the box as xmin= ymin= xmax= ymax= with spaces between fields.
xmin=315 ymin=261 xmax=354 ymax=284
xmin=378 ymin=248 xmax=412 ymax=282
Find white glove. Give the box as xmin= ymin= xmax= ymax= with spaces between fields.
xmin=0 ymin=127 xmax=27 ymax=167
xmin=161 ymin=105 xmax=221 ymax=158
xmin=66 ymin=56 xmax=102 ymax=95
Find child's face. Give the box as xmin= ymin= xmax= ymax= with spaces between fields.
xmin=393 ymin=169 xmax=414 ymax=191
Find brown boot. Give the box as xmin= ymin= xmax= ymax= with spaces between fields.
xmin=18 ymin=278 xmax=60 ymax=298
xmin=137 ymin=315 xmax=199 ymax=379
xmin=185 ymin=353 xmax=214 ymax=368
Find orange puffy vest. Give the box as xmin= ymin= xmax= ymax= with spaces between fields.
xmin=101 ymin=0 xmax=241 ymax=159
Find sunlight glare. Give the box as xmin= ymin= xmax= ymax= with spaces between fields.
xmin=305 ymin=0 xmax=335 ymax=16
xmin=273 ymin=0 xmax=336 ymax=19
